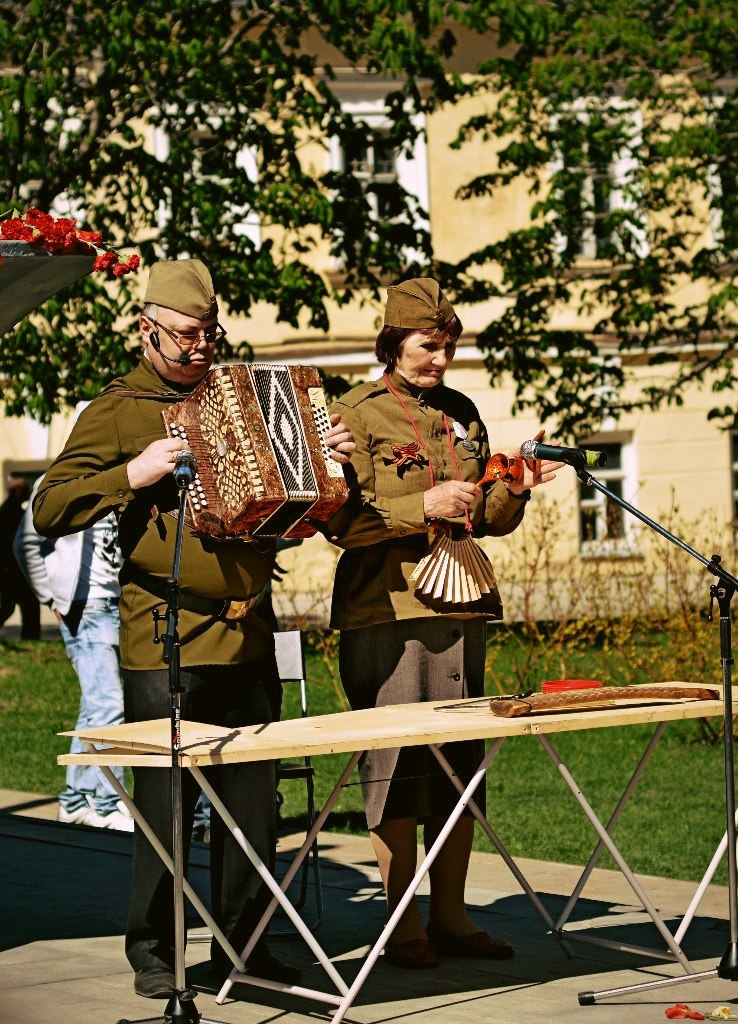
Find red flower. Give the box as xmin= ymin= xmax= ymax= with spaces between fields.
xmin=92 ymin=250 xmax=118 ymax=272
xmin=112 ymin=254 xmax=141 ymax=277
xmin=1 ymin=217 xmax=35 ymax=241
xmin=0 ymin=207 xmax=140 ymax=279
xmin=76 ymin=229 xmax=104 ymax=246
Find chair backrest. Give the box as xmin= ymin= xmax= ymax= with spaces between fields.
xmin=273 ymin=630 xmax=308 ymax=717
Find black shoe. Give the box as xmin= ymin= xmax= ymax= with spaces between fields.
xmin=213 ymin=941 xmax=301 ymax=986
xmin=134 ymin=966 xmax=176 ymax=998
xmin=246 ymin=942 xmax=301 ymax=984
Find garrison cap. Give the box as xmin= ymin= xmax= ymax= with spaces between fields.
xmin=383 ymin=278 xmax=455 ymax=329
xmin=144 ymin=259 xmax=218 ymax=319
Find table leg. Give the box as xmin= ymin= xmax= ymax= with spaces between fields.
xmin=208 ymin=755 xmax=360 ymax=1005
xmin=551 ymin=722 xmax=665 ymax=933
xmin=537 ymin=731 xmax=695 ymax=970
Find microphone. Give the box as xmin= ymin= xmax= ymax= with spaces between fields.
xmin=520 ymin=439 xmax=608 ymax=470
xmin=173 ymin=448 xmax=197 ymax=488
xmin=159 ymin=349 xmax=192 ymax=366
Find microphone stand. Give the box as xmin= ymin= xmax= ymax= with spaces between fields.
xmin=573 ymin=466 xmax=738 ymax=1005
xmin=120 ymin=463 xmax=223 ymax=1024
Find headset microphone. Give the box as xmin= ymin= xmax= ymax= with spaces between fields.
xmin=147 ymin=325 xmax=191 ymax=366
xmin=154 ymin=348 xmax=193 ymax=367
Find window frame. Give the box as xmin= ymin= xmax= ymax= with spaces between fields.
xmin=578 ymin=434 xmax=640 ymax=558
xmin=152 ymin=121 xmax=260 ymax=246
xmin=327 ymin=87 xmax=429 ymax=269
xmin=550 ymin=99 xmax=648 ymax=264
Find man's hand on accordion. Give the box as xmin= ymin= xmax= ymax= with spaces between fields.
xmin=324 ymin=414 xmax=356 ymax=465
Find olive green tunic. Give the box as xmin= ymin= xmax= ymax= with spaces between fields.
xmin=327 ymin=370 xmax=528 ymax=630
xmin=33 ymin=356 xmax=274 ymax=670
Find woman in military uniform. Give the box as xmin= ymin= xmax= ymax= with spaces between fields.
xmin=328 ymin=279 xmax=560 ymax=969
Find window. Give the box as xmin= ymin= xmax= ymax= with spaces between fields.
xmin=552 ymin=103 xmax=647 ymax=263
xmin=340 ymin=129 xmax=399 ymax=220
xmin=327 ymin=81 xmax=429 ymax=270
xmin=579 ymin=439 xmax=638 ymax=556
xmin=152 ymin=123 xmax=260 ymax=246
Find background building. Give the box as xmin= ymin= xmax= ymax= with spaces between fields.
xmin=2 ymin=10 xmax=736 ymax=629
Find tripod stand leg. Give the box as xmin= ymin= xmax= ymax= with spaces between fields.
xmin=116 ymin=990 xmax=214 ymax=1024
xmin=579 ymin=968 xmax=719 ymax=1005
xmin=117 ymin=1010 xmax=226 ymax=1024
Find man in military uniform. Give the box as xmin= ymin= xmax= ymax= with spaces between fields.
xmin=33 ymin=258 xmax=355 ymax=999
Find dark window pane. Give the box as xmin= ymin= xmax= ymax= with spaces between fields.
xmin=605 ymin=486 xmax=625 ymax=539
xmin=372 ymin=134 xmax=397 ymax=177
xmin=731 ymin=431 xmax=738 ymax=464
xmin=580 ymin=507 xmax=597 ymax=543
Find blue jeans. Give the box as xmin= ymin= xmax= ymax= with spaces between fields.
xmin=58 ymin=599 xmax=126 ymax=815
xmin=193 ymin=790 xmax=211 ymax=831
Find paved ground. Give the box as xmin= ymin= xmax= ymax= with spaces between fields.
xmin=2 ymin=786 xmax=738 ymax=1024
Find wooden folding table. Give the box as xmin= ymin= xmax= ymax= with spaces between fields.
xmin=60 ymin=681 xmax=729 ymax=1023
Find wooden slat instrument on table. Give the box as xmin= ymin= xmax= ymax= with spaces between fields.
xmin=488 ymin=683 xmax=720 ymax=718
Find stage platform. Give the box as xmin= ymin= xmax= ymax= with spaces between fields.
xmin=1 ymin=787 xmax=737 ymax=1024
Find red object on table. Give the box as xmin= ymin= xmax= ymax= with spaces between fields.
xmin=541 ymin=680 xmax=603 ymax=693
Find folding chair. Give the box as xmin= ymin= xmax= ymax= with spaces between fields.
xmin=273 ymin=629 xmax=323 ymax=932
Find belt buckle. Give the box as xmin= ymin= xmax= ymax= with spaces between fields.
xmin=225 ymin=600 xmax=250 ymax=621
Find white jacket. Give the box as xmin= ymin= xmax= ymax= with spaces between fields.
xmin=13 ymin=481 xmax=119 ymax=617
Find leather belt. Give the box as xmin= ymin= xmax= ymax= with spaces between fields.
xmin=121 ymin=566 xmax=264 ymax=622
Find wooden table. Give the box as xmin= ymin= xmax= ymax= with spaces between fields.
xmin=60 ymin=682 xmax=729 ymax=1022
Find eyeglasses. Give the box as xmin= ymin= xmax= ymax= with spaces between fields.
xmin=149 ymin=318 xmax=227 ymax=348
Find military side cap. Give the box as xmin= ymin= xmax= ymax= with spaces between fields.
xmin=384 ymin=277 xmax=455 ymax=329
xmin=144 ymin=259 xmax=218 ymax=319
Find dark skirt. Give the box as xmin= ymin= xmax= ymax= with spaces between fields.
xmin=338 ymin=617 xmax=487 ymax=830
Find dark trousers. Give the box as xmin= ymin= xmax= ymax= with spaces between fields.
xmin=0 ymin=579 xmax=41 ymax=639
xmin=122 ymin=657 xmax=281 ymax=974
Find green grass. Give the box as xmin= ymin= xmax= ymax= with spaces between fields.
xmin=0 ymin=633 xmax=730 ymax=885
xmin=0 ymin=638 xmax=82 ymax=793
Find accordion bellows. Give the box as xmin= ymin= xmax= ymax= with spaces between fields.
xmin=161 ymin=363 xmax=349 ymax=539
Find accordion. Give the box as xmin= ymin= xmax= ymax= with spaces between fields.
xmin=161 ymin=363 xmax=349 ymax=539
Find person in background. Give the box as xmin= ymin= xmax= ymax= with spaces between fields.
xmin=327 ymin=279 xmax=561 ymax=969
xmin=32 ymin=257 xmax=355 ymax=1000
xmin=14 ymin=476 xmax=132 ymax=831
xmin=0 ymin=474 xmax=41 ymax=640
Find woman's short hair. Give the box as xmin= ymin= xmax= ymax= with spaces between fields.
xmin=375 ymin=314 xmax=463 ymax=370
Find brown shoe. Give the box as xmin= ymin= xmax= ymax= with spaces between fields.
xmin=427 ymin=921 xmax=514 ymax=960
xmin=384 ymin=937 xmax=440 ymax=969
